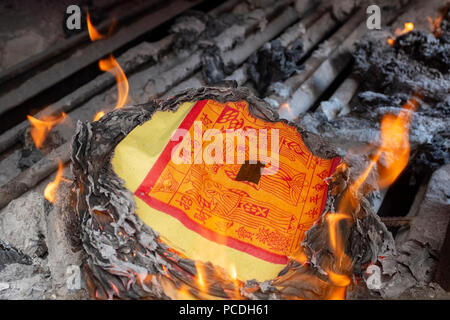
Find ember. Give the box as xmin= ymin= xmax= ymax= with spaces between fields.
xmin=388 ymin=22 xmax=415 ymax=45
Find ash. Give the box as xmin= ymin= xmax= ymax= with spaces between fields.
xmin=300 ymin=12 xmax=450 ymax=170
xmin=247 ymin=39 xmax=304 ymax=95
xmin=170 ymin=10 xmax=243 ymax=54
xmin=298 ymin=5 xmax=450 ymax=300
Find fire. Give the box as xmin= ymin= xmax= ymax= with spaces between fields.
xmin=387 ymin=22 xmax=415 ymax=46
xmin=98 ymin=54 xmax=129 ymax=110
xmin=27 ymin=112 xmax=67 ymax=149
xmin=279 ymin=102 xmax=295 ymax=120
xmin=195 ymin=262 xmax=206 ymax=292
xmin=399 ymin=22 xmax=415 ymax=34
xmin=229 ymin=264 xmax=241 ymax=299
xmin=44 ymin=160 xmax=64 ymax=203
xmin=328 ymin=270 xmax=351 ymax=287
xmin=87 ymin=11 xmax=104 ymax=41
xmin=87 ymin=11 xmax=125 ymax=121
xmin=316 ymin=94 xmax=421 ymax=300
xmin=327 ymin=213 xmax=351 ymax=258
xmin=93 ymin=111 xmax=105 ymax=122
xmin=86 ymin=11 xmax=116 ymax=41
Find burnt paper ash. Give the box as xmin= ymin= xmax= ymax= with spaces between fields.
xmin=353 ymin=32 xmax=449 ymax=100
xmin=352 ymin=21 xmax=450 ymax=170
xmin=301 ymin=16 xmax=450 ymax=172
xmin=201 ymin=45 xmax=235 ymax=85
xmin=0 ymin=240 xmax=32 ymax=272
xmin=170 ymin=10 xmax=242 ymax=54
xmin=247 ymin=39 xmax=305 ymax=95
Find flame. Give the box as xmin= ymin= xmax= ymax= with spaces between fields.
xmin=229 ymin=264 xmax=241 ymax=299
xmin=93 ymin=111 xmax=105 ymax=122
xmin=86 ymin=11 xmax=116 ymax=41
xmin=320 ymin=94 xmax=420 ymax=299
xmin=279 ymin=102 xmax=295 ymax=120
xmin=327 ymin=213 xmax=351 ymax=258
xmin=399 ymin=22 xmax=414 ymax=35
xmin=99 ymin=54 xmax=129 ymax=110
xmin=87 ymin=11 xmax=104 ymax=41
xmin=290 ymin=248 xmax=308 ymax=265
xmin=387 ymin=22 xmax=415 ymax=46
xmin=195 ymin=262 xmax=206 ymax=292
xmin=44 ymin=160 xmax=64 ymax=203
xmin=87 ymin=11 xmax=123 ymax=121
xmin=230 ymin=264 xmax=237 ymax=280
xmin=328 ymin=270 xmax=351 ymax=287
xmin=27 ymin=113 xmax=67 ymax=149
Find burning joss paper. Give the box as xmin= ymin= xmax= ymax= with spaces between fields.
xmin=72 ymin=87 xmax=341 ymax=299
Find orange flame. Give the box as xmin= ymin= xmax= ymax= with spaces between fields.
xmin=86 ymin=11 xmax=116 ymax=41
xmin=93 ymin=111 xmax=105 ymax=122
xmin=195 ymin=262 xmax=206 ymax=292
xmin=99 ymin=54 xmax=129 ymax=110
xmin=27 ymin=113 xmax=67 ymax=149
xmin=387 ymin=22 xmax=415 ymax=46
xmin=327 ymin=213 xmax=351 ymax=259
xmin=87 ymin=11 xmax=123 ymax=121
xmin=322 ymin=94 xmax=420 ymax=299
xmin=229 ymin=264 xmax=241 ymax=299
xmin=44 ymin=160 xmax=64 ymax=203
xmin=87 ymin=11 xmax=104 ymax=41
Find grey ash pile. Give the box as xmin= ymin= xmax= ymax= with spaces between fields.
xmin=170 ymin=10 xmax=243 ymax=54
xmin=301 ymin=8 xmax=450 ymax=172
xmin=247 ymin=39 xmax=304 ymax=95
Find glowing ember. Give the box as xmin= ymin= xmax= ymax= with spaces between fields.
xmin=44 ymin=160 xmax=64 ymax=203
xmin=98 ymin=54 xmax=129 ymax=110
xmin=387 ymin=22 xmax=415 ymax=46
xmin=400 ymin=22 xmax=415 ymax=34
xmin=27 ymin=112 xmax=67 ymax=149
